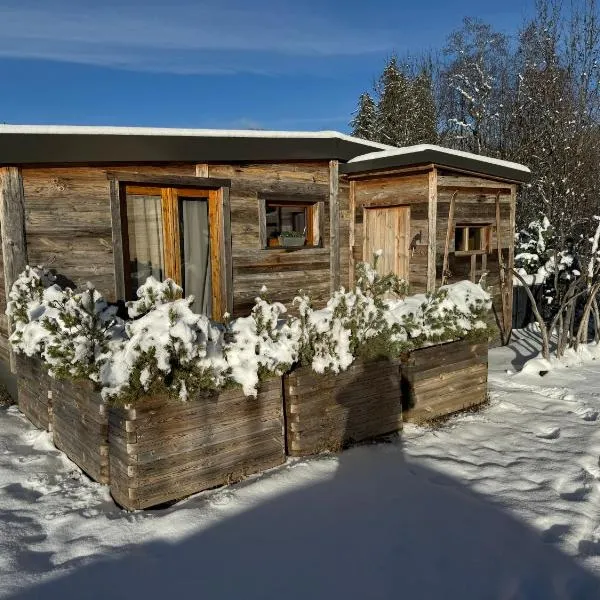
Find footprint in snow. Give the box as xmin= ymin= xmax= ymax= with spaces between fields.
xmin=579 ymin=526 xmax=600 ymax=556
xmin=541 ymin=523 xmax=571 ymax=544
xmin=577 ymin=406 xmax=599 ymax=422
xmin=536 ymin=426 xmax=561 ymax=440
xmin=556 ymin=468 xmax=593 ymax=501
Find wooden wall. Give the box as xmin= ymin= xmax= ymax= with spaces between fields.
xmin=20 ymin=165 xmax=196 ymax=302
xmin=436 ymin=172 xmax=516 ymax=335
xmin=350 ymin=172 xmax=430 ymax=293
xmin=349 ymin=167 xmax=516 ymax=339
xmin=7 ymin=162 xmax=336 ymax=323
xmin=204 ymin=162 xmax=333 ymax=315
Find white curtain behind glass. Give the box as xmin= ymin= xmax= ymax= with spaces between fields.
xmin=126 ymin=195 xmax=164 ymax=293
xmin=182 ymin=199 xmax=212 ymax=316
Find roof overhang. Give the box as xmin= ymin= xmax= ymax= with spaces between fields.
xmin=0 ymin=125 xmax=393 ymax=166
xmin=340 ymin=144 xmax=531 ymax=183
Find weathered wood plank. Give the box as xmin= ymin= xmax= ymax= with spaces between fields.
xmin=1 ymin=167 xmax=28 ymax=371
xmin=329 ymin=160 xmax=340 ymax=292
xmin=108 ymin=378 xmax=285 ymax=510
xmin=427 ymin=168 xmax=437 ymax=292
xmin=401 ymin=340 xmax=488 ymax=422
xmin=283 ymin=358 xmax=402 ymax=457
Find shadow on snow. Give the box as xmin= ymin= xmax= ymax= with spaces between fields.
xmin=7 ymin=438 xmax=600 ymax=600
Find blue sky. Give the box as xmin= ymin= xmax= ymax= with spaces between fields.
xmin=0 ymin=0 xmax=533 ymax=132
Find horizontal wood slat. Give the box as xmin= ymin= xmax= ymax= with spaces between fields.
xmin=283 ymin=358 xmax=403 ymax=457
xmin=108 ymin=379 xmax=285 ymax=510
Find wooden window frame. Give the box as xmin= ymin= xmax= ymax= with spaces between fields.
xmin=109 ymin=174 xmax=232 ymax=322
xmin=454 ymin=224 xmax=491 ymax=256
xmin=258 ymin=197 xmax=324 ymax=249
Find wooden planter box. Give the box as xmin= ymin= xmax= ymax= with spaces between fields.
xmin=51 ymin=378 xmax=109 ymax=484
xmin=401 ymin=340 xmax=488 ymax=424
xmin=108 ymin=377 xmax=285 ymax=510
xmin=284 ymin=358 xmax=403 ymax=457
xmin=15 ymin=355 xmax=52 ymax=431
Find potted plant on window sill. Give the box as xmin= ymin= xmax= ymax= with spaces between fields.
xmin=278 ymin=230 xmax=306 ymax=248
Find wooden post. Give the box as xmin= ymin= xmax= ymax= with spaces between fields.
xmin=195 ymin=164 xmax=209 ymax=178
xmin=108 ymin=177 xmax=126 ymax=301
xmin=0 ymin=167 xmax=28 ymax=372
xmin=507 ymin=185 xmax=517 ymax=343
xmin=427 ymin=168 xmax=438 ymax=293
xmin=495 ymin=191 xmax=509 ymax=344
xmin=441 ymin=191 xmax=457 ymax=286
xmin=348 ymin=180 xmax=356 ymax=286
xmin=329 ymin=160 xmax=340 ymax=293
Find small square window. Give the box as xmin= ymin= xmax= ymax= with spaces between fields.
xmin=455 ymin=224 xmax=490 ymax=254
xmin=262 ymin=200 xmax=321 ymax=248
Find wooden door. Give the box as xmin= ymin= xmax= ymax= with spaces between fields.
xmin=363 ymin=206 xmax=410 ymax=280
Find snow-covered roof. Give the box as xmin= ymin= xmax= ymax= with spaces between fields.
xmin=341 ymin=143 xmax=531 ymax=183
xmin=0 ymin=124 xmax=393 ymax=165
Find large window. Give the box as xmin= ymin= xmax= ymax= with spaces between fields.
xmin=454 ymin=224 xmax=490 ymax=254
xmin=261 ymin=199 xmax=321 ymax=248
xmin=121 ymin=185 xmax=225 ymax=319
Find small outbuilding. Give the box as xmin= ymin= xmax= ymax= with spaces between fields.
xmin=0 ymin=126 xmax=530 ymax=379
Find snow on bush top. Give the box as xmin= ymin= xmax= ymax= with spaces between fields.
xmin=6 ymin=263 xmax=492 ymax=403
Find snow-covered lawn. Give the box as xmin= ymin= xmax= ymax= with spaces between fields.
xmin=2 ymin=330 xmax=600 ymax=599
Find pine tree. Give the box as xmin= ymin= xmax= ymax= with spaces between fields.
xmin=350 ymin=92 xmax=378 ymax=140
xmin=350 ymin=55 xmax=438 ymax=147
xmin=375 ymin=56 xmax=413 ymax=147
xmin=409 ymin=67 xmax=438 ymax=144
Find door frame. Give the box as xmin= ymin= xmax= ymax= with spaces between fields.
xmin=108 ymin=172 xmax=232 ymax=321
xmin=362 ymin=204 xmax=411 ymax=282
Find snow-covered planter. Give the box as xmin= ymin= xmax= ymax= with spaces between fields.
xmin=401 ymin=339 xmax=488 ymax=424
xmin=284 ymin=357 xmax=402 ymax=457
xmin=108 ymin=376 xmax=285 ymax=510
xmin=6 ymin=266 xmax=61 ymax=431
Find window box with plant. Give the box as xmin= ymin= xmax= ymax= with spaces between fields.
xmin=278 ymin=230 xmax=306 ymax=248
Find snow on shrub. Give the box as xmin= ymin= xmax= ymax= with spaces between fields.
xmin=294 ymin=261 xmax=409 ymax=374
xmin=387 ymin=280 xmax=492 ymax=345
xmin=42 ymin=284 xmax=122 ymax=381
xmin=126 ymin=276 xmax=183 ymax=318
xmin=98 ymin=296 xmax=227 ymax=403
xmin=6 ymin=263 xmax=492 ymax=404
xmin=6 ymin=265 xmax=65 ymax=357
xmin=515 ymin=216 xmax=555 ymax=275
xmin=225 ymin=293 xmax=299 ymax=396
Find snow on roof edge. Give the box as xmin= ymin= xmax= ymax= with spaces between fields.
xmin=348 ymin=144 xmax=531 ymax=173
xmin=0 ymin=124 xmax=392 ymax=151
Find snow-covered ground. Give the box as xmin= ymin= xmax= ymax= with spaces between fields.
xmin=2 ymin=330 xmax=600 ymax=599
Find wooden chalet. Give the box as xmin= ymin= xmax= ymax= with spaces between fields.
xmin=0 ymin=126 xmax=530 ymax=388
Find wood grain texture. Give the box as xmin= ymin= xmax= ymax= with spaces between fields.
xmin=15 ymin=355 xmax=52 ymax=431
xmin=283 ymin=358 xmax=402 ymax=457
xmin=1 ymin=167 xmax=28 ymax=370
xmin=329 ymin=160 xmax=340 ymax=292
xmin=401 ymin=340 xmax=488 ymax=424
xmin=427 ymin=168 xmax=438 ymax=292
xmin=51 ymin=378 xmax=109 ymax=484
xmin=108 ymin=378 xmax=285 ymax=510
xmin=109 ymin=177 xmax=126 ymax=301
